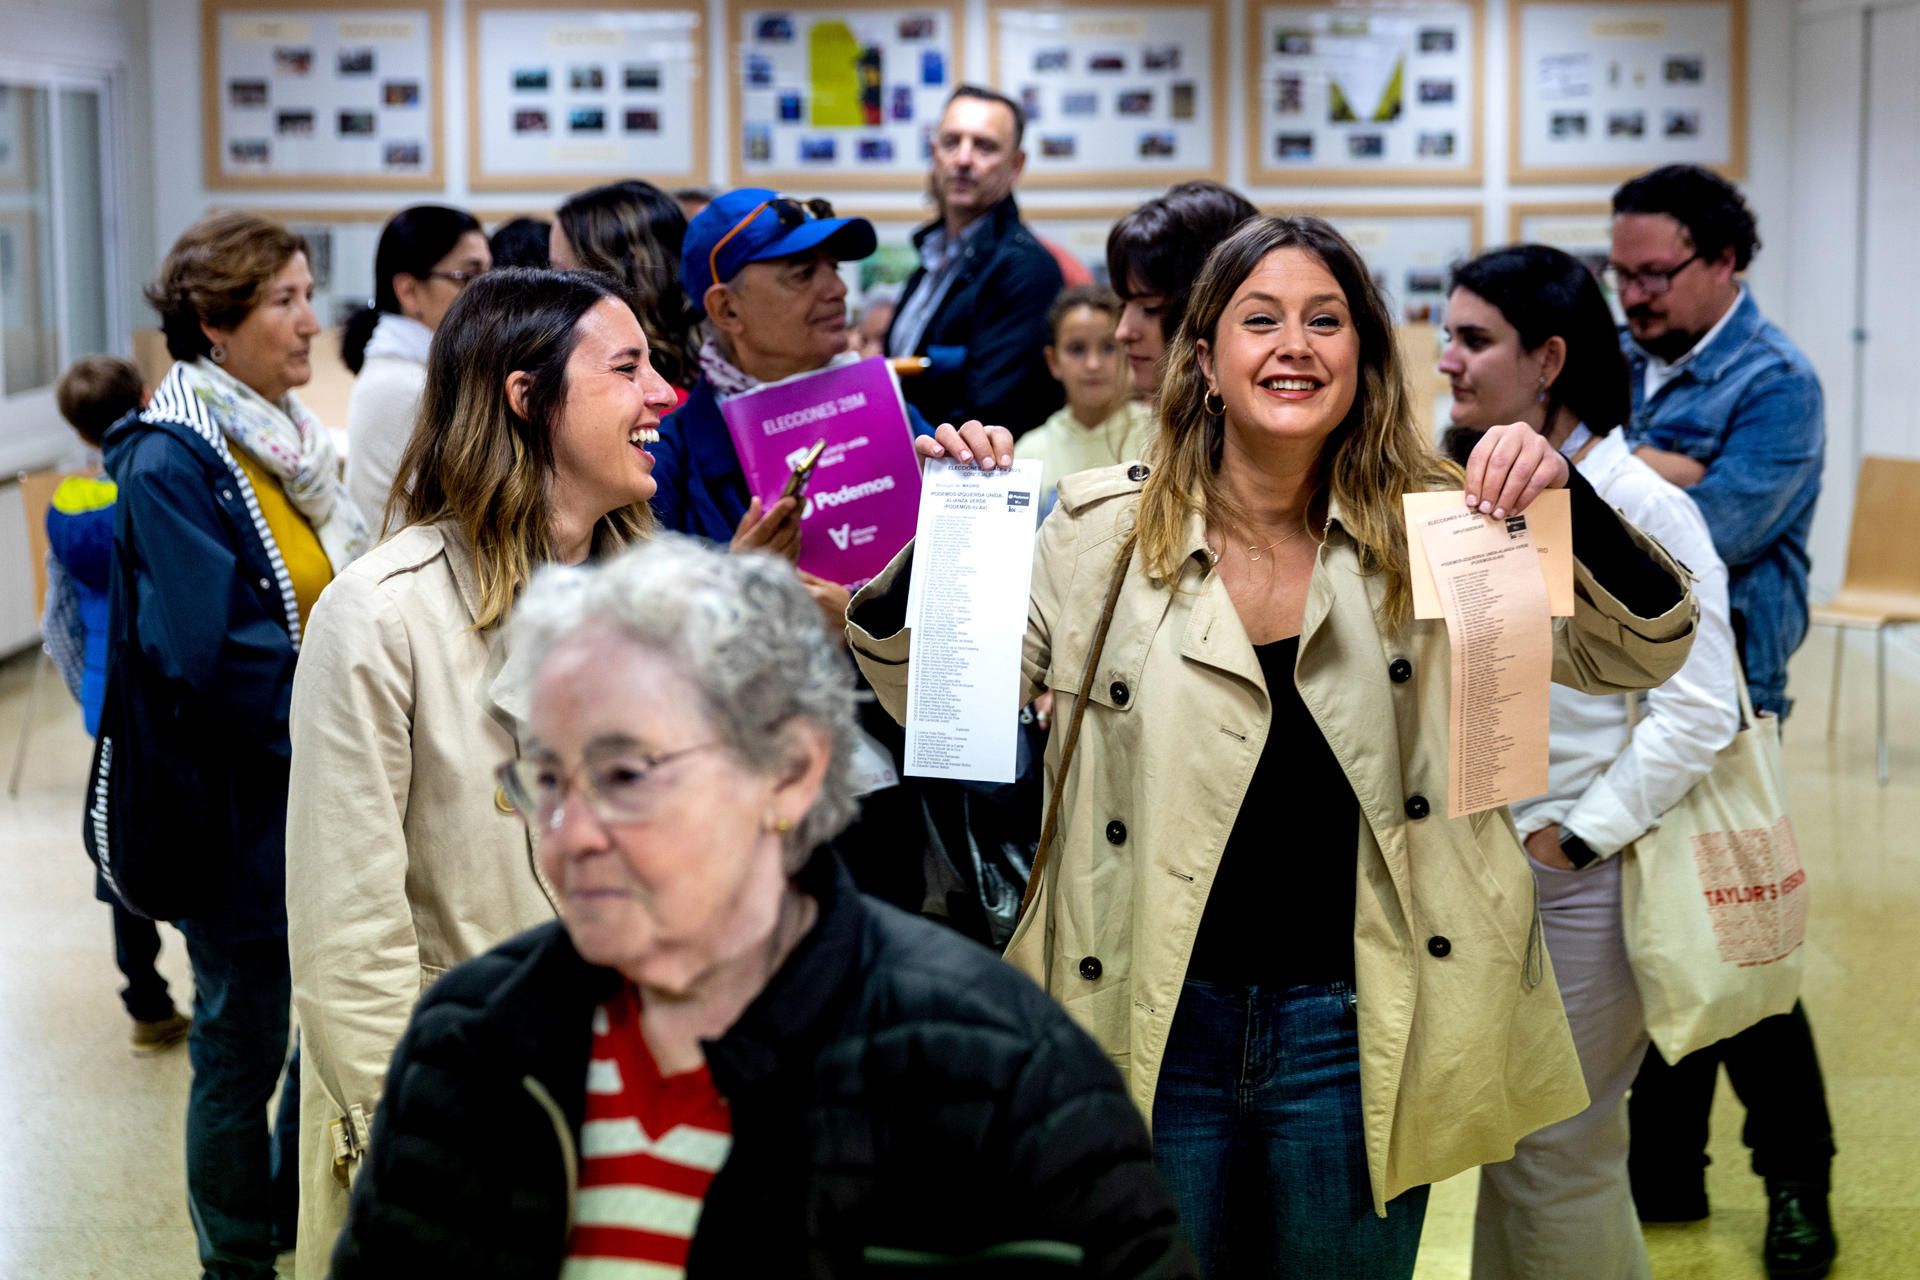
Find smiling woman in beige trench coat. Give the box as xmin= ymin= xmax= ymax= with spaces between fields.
xmin=848 ymin=216 xmax=1698 ymax=1278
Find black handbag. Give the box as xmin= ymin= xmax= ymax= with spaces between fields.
xmin=81 ymin=527 xmax=232 ymax=922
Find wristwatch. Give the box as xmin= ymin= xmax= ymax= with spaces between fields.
xmin=1559 ymin=829 xmax=1600 ymax=870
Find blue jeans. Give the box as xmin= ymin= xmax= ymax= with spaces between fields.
xmin=1151 ymin=979 xmax=1429 ymax=1278
xmin=183 ymin=932 xmax=299 ymax=1279
xmin=112 ymin=899 xmax=176 ymax=1022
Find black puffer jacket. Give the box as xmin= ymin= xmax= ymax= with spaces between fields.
xmin=332 ymin=853 xmax=1196 ymax=1278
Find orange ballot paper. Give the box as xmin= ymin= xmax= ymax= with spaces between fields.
xmin=1413 ymin=505 xmax=1554 ymax=818
xmin=1404 ymin=489 xmax=1572 ymax=618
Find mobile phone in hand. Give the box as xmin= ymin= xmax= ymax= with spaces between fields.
xmin=780 ymin=438 xmax=828 ymax=503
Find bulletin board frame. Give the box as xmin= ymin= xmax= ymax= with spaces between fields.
xmin=200 ymin=0 xmax=446 ymax=192
xmin=846 ymin=202 xmax=1135 ymax=290
xmin=1243 ymin=0 xmax=1486 ymax=188
xmin=1505 ymin=199 xmax=1611 ymax=246
xmin=986 ymin=0 xmax=1229 ymax=187
xmin=725 ymin=0 xmax=969 ymax=191
xmin=1507 ymin=0 xmax=1747 ymax=184
xmin=1277 ymin=202 xmax=1484 ymax=320
xmin=465 ymin=0 xmax=710 ymax=193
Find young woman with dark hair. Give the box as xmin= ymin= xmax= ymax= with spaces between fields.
xmin=551 ymin=179 xmax=696 ymax=392
xmin=286 ymin=267 xmax=671 ymax=1274
xmin=1104 ymin=181 xmax=1258 ymax=398
xmin=341 ymin=204 xmax=489 ymax=529
xmin=1439 ymin=245 xmax=1741 ymax=1280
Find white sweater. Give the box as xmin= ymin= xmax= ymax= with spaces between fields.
xmin=1511 ymin=429 xmax=1742 ymax=856
xmin=345 ymin=315 xmax=432 ymax=537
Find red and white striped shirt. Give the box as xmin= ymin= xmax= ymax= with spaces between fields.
xmin=562 ymin=986 xmax=733 ymax=1279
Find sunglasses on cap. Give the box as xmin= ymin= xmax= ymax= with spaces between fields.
xmin=707 ymin=195 xmax=837 ymax=290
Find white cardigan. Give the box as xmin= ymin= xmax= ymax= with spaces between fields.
xmin=1511 ymin=429 xmax=1742 ymax=856
xmin=345 ymin=316 xmax=432 ymax=536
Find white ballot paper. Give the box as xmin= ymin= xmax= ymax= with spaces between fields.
xmin=904 ymin=458 xmax=1043 ymax=783
xmin=1414 ymin=505 xmax=1554 ymax=818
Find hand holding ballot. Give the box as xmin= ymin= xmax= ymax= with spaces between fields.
xmin=1460 ymin=419 xmax=1571 ymax=518
xmin=915 ymin=418 xmax=1017 ymax=473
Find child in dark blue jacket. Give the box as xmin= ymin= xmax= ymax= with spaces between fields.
xmin=47 ymin=356 xmax=189 ymax=1054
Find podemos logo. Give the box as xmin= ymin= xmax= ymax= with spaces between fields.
xmin=802 ymin=474 xmax=896 ymax=521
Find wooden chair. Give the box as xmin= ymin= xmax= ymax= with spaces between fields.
xmin=8 ymin=469 xmax=74 ymax=795
xmin=1812 ymin=457 xmax=1920 ymax=784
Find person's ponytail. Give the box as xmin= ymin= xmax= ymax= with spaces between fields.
xmin=340 ymin=304 xmax=381 ymax=374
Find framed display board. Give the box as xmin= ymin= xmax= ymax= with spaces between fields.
xmin=989 ymin=2 xmax=1226 ymax=186
xmin=1509 ymin=0 xmax=1745 ymax=183
xmin=728 ymin=1 xmax=965 ymax=189
xmin=1245 ymin=1 xmax=1483 ymax=186
xmin=240 ymin=206 xmax=392 ymax=327
xmin=201 ymin=0 xmax=444 ymax=190
xmin=1509 ymin=200 xmax=1622 ymax=315
xmin=467 ymin=0 xmax=707 ymax=191
xmin=1285 ymin=203 xmax=1483 ymax=323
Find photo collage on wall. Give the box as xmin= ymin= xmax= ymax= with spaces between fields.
xmin=473 ymin=6 xmax=704 ymax=185
xmin=994 ymin=4 xmax=1218 ymax=179
xmin=213 ymin=7 xmax=435 ymax=182
xmin=1513 ymin=1 xmax=1737 ymax=177
xmin=734 ymin=6 xmax=957 ymax=182
xmin=1255 ymin=2 xmax=1476 ymax=179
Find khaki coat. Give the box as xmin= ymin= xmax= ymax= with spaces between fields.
xmin=286 ymin=522 xmax=556 ymax=1276
xmin=848 ymin=464 xmax=1698 ymax=1213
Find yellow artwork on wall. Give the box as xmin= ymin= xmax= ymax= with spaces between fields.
xmin=808 ymin=21 xmax=864 ymax=126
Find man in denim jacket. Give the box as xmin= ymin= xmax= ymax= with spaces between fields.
xmin=1610 ymin=165 xmax=1837 ymax=1280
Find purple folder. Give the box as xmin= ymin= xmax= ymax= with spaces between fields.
xmin=718 ymin=356 xmax=924 ymax=590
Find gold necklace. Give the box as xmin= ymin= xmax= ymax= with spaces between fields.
xmin=1242 ymin=526 xmax=1305 ymax=561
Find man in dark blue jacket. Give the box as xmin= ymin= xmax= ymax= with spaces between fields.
xmin=887 ymin=85 xmax=1065 ymax=435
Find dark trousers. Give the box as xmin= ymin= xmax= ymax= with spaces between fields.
xmin=183 ymin=932 xmax=299 ymax=1279
xmin=1628 ymin=1001 xmax=1836 ymax=1191
xmin=111 ymin=900 xmax=176 ymax=1022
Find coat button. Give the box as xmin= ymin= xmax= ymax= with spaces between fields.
xmin=220 ymin=488 xmax=234 ymax=501
xmin=1105 ymin=820 xmax=1127 ymax=845
xmin=1078 ymin=956 xmax=1103 ymax=981
xmin=1109 ymin=680 xmax=1129 ymax=706
xmin=257 ymin=577 xmax=271 ymax=590
xmin=1389 ymin=658 xmax=1413 ymax=684
xmin=1405 ymin=794 xmax=1430 ymax=820
xmin=1127 ymin=463 xmax=1150 ymax=482
xmin=1427 ymin=935 xmax=1452 ymax=958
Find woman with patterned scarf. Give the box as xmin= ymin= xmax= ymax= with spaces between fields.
xmin=106 ymin=211 xmax=368 ymax=1280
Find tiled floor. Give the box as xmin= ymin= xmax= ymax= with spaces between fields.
xmin=0 ymin=628 xmax=1913 ymax=1278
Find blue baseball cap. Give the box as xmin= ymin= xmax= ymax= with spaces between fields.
xmin=681 ymin=188 xmax=878 ymax=314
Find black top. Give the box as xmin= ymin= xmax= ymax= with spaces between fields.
xmin=1186 ymin=635 xmax=1360 ymax=988
xmin=332 ymin=852 xmax=1197 ymax=1279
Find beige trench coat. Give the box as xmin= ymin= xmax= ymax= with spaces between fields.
xmin=285 ymin=522 xmax=557 ymax=1276
xmin=848 ymin=464 xmax=1698 ymax=1213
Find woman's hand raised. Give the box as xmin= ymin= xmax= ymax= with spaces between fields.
xmin=731 ymin=495 xmax=802 ymax=561
xmin=1462 ymin=421 xmax=1570 ymax=520
xmin=914 ymin=420 xmax=1016 ymax=472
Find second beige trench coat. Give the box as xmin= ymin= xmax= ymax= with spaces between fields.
xmin=285 ymin=521 xmax=557 ymax=1276
xmin=849 ymin=462 xmax=1698 ymax=1213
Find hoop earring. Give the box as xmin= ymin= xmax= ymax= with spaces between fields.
xmin=1203 ymin=389 xmax=1226 ymax=417
xmin=209 ymin=344 xmax=227 ymax=365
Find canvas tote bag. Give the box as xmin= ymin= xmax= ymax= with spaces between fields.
xmin=1619 ymin=663 xmax=1808 ymax=1061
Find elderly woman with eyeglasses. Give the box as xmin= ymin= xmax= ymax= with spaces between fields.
xmin=326 ymin=535 xmax=1197 ymax=1279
